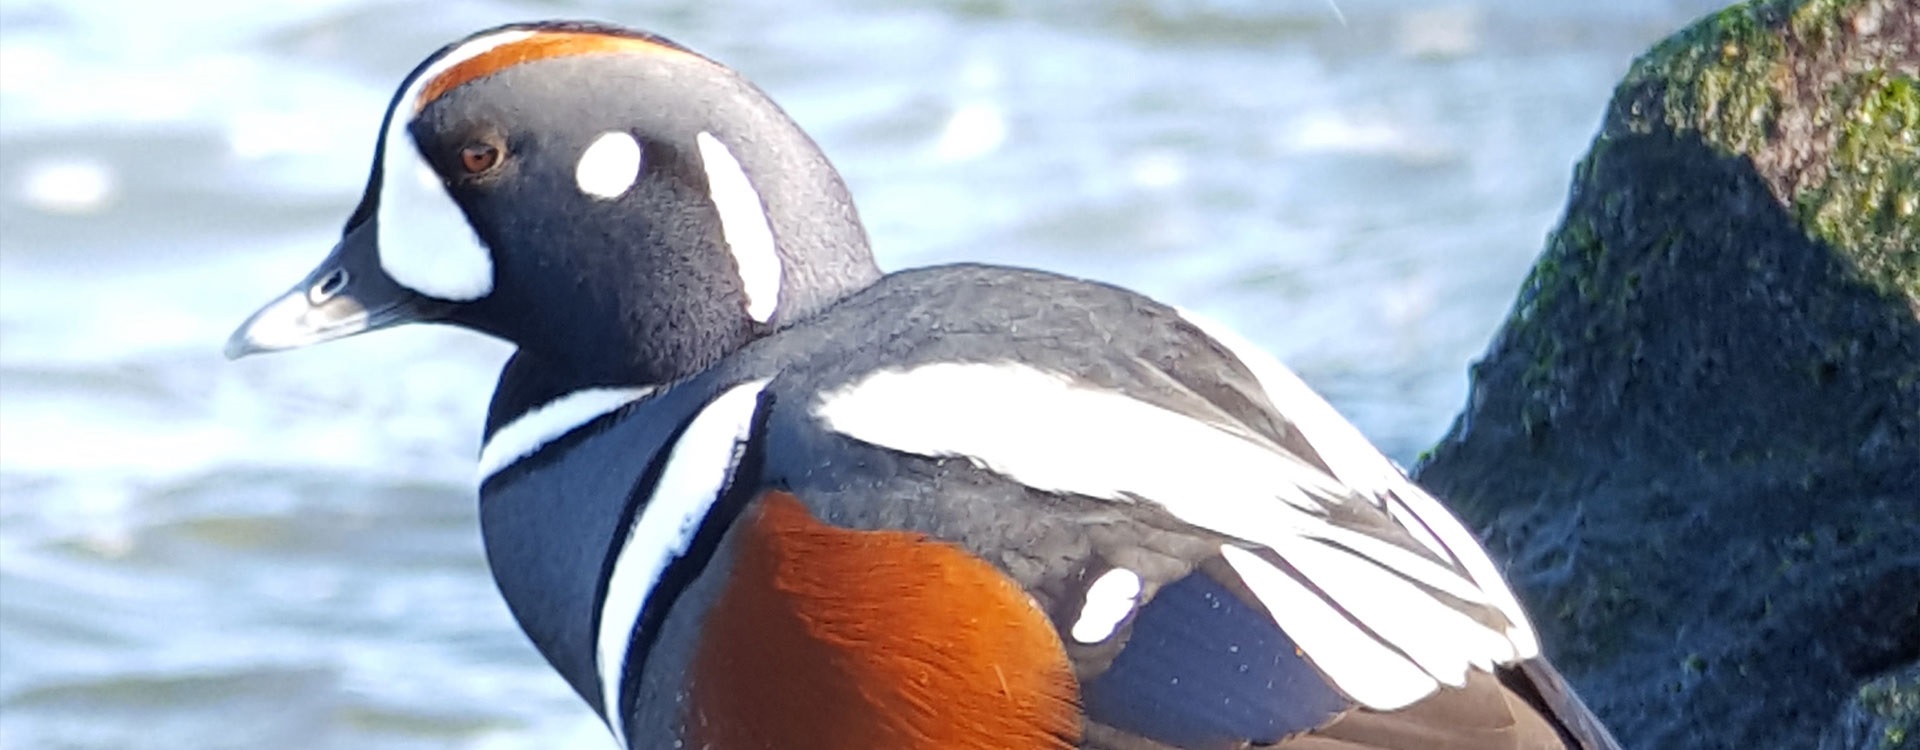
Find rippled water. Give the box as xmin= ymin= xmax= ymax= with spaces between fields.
xmin=2 ymin=1 xmax=1714 ymax=747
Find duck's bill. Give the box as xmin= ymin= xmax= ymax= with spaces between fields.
xmin=224 ymin=224 xmax=446 ymax=359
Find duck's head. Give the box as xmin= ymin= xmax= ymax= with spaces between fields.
xmin=227 ymin=21 xmax=879 ymax=385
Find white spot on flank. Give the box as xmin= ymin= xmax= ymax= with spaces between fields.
xmin=1071 ymin=568 xmax=1142 ymax=644
xmin=695 ymin=132 xmax=781 ymax=323
xmin=476 ymin=386 xmax=654 ymax=485
xmin=374 ymin=30 xmax=531 ymax=302
xmin=575 ymin=131 xmax=643 ymax=200
xmin=595 ymin=378 xmax=770 ymax=746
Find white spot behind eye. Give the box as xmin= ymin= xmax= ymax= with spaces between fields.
xmin=576 ymin=131 xmax=643 ymax=200
xmin=1072 ymin=568 xmax=1142 ymax=643
xmin=695 ymin=131 xmax=782 ymax=323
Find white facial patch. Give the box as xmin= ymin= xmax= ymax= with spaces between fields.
xmin=695 ymin=132 xmax=782 ymax=323
xmin=1071 ymin=568 xmax=1142 ymax=644
xmin=594 ymin=378 xmax=770 ymax=746
xmin=476 ymin=386 xmax=656 ymax=484
xmin=576 ymin=131 xmax=643 ymax=200
xmin=373 ymin=30 xmax=532 ymax=301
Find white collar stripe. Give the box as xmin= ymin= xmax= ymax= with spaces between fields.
xmin=1175 ymin=308 xmax=1540 ymax=659
xmin=476 ymin=386 xmax=654 ymax=484
xmin=373 ymin=31 xmax=530 ymax=301
xmin=695 ymin=132 xmax=782 ymax=323
xmin=594 ymin=378 xmax=771 ymax=745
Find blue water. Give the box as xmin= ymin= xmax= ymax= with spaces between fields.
xmin=0 ymin=1 xmax=1714 ymax=747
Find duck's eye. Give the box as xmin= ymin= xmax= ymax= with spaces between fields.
xmin=460 ymin=142 xmax=501 ymax=174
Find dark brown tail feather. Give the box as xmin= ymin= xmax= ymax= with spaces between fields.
xmin=1082 ymin=661 xmax=1621 ymax=750
xmin=1273 ymin=662 xmax=1621 ymax=750
xmin=1500 ymin=659 xmax=1623 ymax=750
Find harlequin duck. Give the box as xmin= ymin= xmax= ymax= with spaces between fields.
xmin=226 ymin=21 xmax=1620 ymax=750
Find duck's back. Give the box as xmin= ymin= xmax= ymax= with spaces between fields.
xmin=508 ymin=264 xmax=1615 ymax=749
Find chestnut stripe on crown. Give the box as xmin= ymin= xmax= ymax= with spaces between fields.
xmin=416 ymin=30 xmax=697 ymax=112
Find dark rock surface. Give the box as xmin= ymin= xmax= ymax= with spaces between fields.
xmin=1413 ymin=1 xmax=1919 ymax=747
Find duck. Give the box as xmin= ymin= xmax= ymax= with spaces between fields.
xmin=226 ymin=20 xmax=1620 ymax=750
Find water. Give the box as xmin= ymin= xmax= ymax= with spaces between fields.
xmin=1 ymin=1 xmax=1714 ymax=747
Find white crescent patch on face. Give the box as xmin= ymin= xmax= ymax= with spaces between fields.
xmin=373 ymin=30 xmax=531 ymax=302
xmin=695 ymin=132 xmax=782 ymax=323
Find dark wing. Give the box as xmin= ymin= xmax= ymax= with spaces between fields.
xmin=805 ymin=298 xmax=1618 ymax=749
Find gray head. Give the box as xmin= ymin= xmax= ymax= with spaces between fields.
xmin=227 ymin=21 xmax=881 ymax=386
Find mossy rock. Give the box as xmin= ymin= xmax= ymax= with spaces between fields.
xmin=1414 ymin=0 xmax=1920 ymax=747
xmin=1823 ymin=664 xmax=1920 ymax=749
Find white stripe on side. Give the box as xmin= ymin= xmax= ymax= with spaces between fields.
xmin=695 ymin=132 xmax=782 ymax=323
xmin=374 ymin=30 xmax=531 ymax=301
xmin=813 ymin=360 xmax=1517 ymax=710
xmin=594 ymin=378 xmax=771 ymax=747
xmin=1175 ymin=307 xmax=1541 ymax=660
xmin=476 ymin=386 xmax=654 ymax=485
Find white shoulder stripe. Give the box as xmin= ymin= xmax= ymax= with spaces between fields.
xmin=594 ymin=378 xmax=770 ymax=746
xmin=1176 ymin=308 xmax=1541 ymax=659
xmin=696 ymin=132 xmax=782 ymax=323
xmin=476 ymin=386 xmax=654 ymax=485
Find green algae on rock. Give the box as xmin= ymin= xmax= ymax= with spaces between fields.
xmin=1825 ymin=665 xmax=1920 ymax=749
xmin=1414 ymin=1 xmax=1919 ymax=748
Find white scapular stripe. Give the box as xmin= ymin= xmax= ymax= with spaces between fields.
xmin=1071 ymin=568 xmax=1142 ymax=644
xmin=813 ymin=360 xmax=1517 ymax=709
xmin=576 ymin=131 xmax=643 ymax=200
xmin=816 ymin=363 xmax=1347 ymax=513
xmin=1176 ymin=308 xmax=1541 ymax=660
xmin=1268 ymin=534 xmax=1515 ymax=685
xmin=476 ymin=386 xmax=654 ymax=485
xmin=594 ymin=378 xmax=770 ymax=746
xmin=1222 ymin=545 xmax=1437 ymax=709
xmin=374 ymin=30 xmax=531 ymax=301
xmin=695 ymin=132 xmax=782 ymax=323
